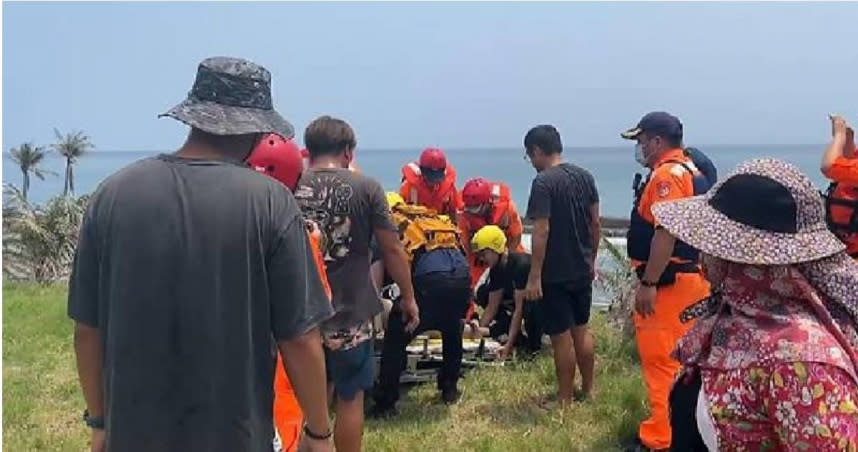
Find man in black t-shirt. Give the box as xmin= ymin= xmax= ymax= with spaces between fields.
xmin=523 ymin=124 xmax=601 ymax=405
xmin=470 ymin=226 xmax=543 ymax=360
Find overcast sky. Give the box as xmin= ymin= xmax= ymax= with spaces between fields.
xmin=4 ymin=1 xmax=858 ymax=151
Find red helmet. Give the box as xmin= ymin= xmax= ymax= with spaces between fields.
xmin=418 ymin=147 xmax=447 ymax=170
xmin=247 ymin=134 xmax=303 ymax=191
xmin=462 ymin=178 xmax=493 ymax=207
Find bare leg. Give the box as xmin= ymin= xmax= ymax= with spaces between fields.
xmin=334 ymin=391 xmax=365 ymax=452
xmin=571 ymin=324 xmax=595 ymax=397
xmin=549 ymin=330 xmax=576 ymax=405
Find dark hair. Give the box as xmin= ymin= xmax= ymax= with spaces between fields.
xmin=304 ymin=116 xmax=357 ymax=157
xmin=524 ymin=125 xmax=562 ymax=154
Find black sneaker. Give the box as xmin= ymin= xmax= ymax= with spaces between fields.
xmin=368 ymin=403 xmax=398 ymax=419
xmin=441 ymin=387 xmax=462 ymax=405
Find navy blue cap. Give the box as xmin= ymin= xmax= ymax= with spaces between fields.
xmin=621 ymin=111 xmax=683 ymax=140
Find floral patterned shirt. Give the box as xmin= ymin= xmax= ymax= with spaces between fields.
xmin=702 ymin=362 xmax=858 ymax=451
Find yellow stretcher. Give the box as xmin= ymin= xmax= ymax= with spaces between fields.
xmin=372 ymin=333 xmax=505 ymax=384
xmin=372 ymin=284 xmax=506 ymax=384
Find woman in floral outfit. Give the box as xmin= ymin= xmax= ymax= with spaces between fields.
xmin=652 ymin=158 xmax=858 ymax=451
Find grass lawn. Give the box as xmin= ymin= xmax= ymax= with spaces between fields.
xmin=3 ymin=282 xmax=647 ymax=451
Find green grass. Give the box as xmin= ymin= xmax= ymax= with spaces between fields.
xmin=3 ymin=282 xmax=647 ymax=451
xmin=3 ymin=283 xmax=86 ymax=451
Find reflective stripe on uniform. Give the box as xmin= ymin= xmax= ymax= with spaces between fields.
xmin=407 ymin=162 xmax=422 ymax=176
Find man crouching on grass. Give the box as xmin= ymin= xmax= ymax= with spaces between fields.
xmin=470 ymin=225 xmax=544 ymax=361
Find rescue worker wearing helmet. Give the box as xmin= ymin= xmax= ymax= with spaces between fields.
xmin=621 ymin=112 xmax=712 ymax=452
xmin=246 ymin=134 xmax=333 ymax=452
xmin=370 ymin=192 xmax=472 ymax=417
xmin=460 ymin=177 xmax=526 ymax=288
xmin=821 ymin=114 xmax=858 ymax=260
xmin=400 ymin=147 xmax=463 ymax=222
xmin=470 ymin=225 xmax=543 ymax=361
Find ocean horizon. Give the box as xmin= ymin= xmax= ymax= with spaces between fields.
xmin=3 ymin=144 xmax=831 ymax=218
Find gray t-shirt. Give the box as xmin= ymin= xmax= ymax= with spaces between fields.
xmin=67 ymin=154 xmax=333 ymax=452
xmin=294 ymin=168 xmax=395 ymax=332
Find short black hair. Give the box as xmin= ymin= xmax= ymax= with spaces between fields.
xmin=304 ymin=115 xmax=357 ymax=158
xmin=524 ymin=125 xmax=562 ymax=154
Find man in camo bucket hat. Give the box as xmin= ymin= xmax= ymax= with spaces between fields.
xmin=651 ymin=159 xmax=858 ymax=451
xmin=68 ymin=56 xmax=334 ymax=452
xmin=160 ymin=56 xmax=294 ymax=138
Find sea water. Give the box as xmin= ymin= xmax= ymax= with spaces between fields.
xmin=2 ymin=144 xmax=829 ymax=218
xmin=3 ymin=145 xmax=826 ymax=308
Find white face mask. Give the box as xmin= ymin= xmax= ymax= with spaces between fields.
xmin=634 ymin=143 xmax=648 ymax=167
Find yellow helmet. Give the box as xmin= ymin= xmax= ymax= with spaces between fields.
xmin=470 ymin=225 xmax=507 ymax=254
xmin=386 ymin=192 xmax=405 ymax=208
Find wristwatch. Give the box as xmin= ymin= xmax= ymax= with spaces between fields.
xmin=83 ymin=409 xmax=105 ymax=430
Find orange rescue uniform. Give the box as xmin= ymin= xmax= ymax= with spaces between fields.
xmin=823 ymin=156 xmax=858 ymax=259
xmin=273 ymin=230 xmax=331 ymax=452
xmin=630 ymin=149 xmax=711 ymax=450
xmin=459 ymin=182 xmax=526 ymax=287
xmin=400 ymin=162 xmax=463 ymax=220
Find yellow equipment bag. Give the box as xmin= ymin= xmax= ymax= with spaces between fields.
xmin=390 ymin=204 xmax=462 ymax=263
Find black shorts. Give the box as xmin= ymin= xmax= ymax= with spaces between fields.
xmin=540 ymin=282 xmax=592 ymax=336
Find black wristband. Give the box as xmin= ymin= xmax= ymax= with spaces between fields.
xmin=83 ymin=409 xmax=105 ymax=430
xmin=303 ymin=424 xmax=332 ymax=440
xmin=640 ymin=279 xmax=658 ymax=287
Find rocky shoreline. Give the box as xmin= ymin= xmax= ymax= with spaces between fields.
xmin=522 ymin=216 xmax=629 ymax=238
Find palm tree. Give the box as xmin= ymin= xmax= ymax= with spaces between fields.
xmin=10 ymin=142 xmax=54 ymax=201
xmin=3 ymin=183 xmax=88 ymax=282
xmin=52 ymin=129 xmax=94 ymax=196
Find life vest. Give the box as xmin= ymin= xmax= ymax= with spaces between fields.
xmin=627 ymin=148 xmax=717 ymax=265
xmin=389 ymin=203 xmax=464 ymax=264
xmin=463 ymin=182 xmax=514 ymax=234
xmin=401 ymin=162 xmax=458 ymax=213
xmin=823 ymin=182 xmax=858 ymax=257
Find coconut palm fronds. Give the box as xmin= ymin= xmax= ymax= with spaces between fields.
xmin=3 ymin=185 xmax=87 ymax=283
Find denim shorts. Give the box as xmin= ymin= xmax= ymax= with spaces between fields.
xmin=325 ymin=339 xmax=375 ymax=401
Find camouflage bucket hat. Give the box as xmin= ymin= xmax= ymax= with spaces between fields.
xmin=159 ymin=57 xmax=294 ymax=138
